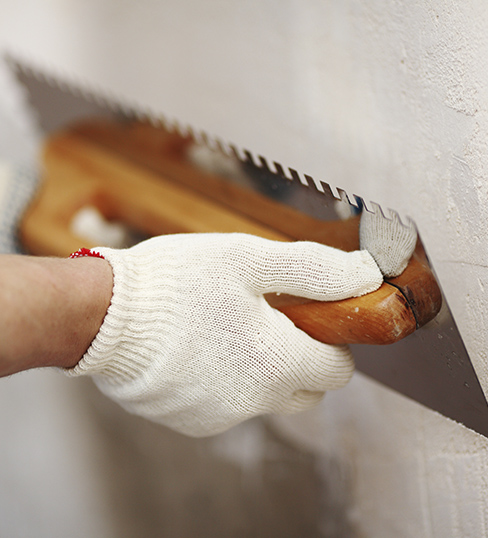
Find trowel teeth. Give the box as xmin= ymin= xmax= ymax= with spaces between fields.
xmin=6 ymin=52 xmax=413 ymax=228
xmin=7 ymin=52 xmax=121 ymax=116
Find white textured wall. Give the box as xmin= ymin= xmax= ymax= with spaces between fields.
xmin=1 ymin=1 xmax=488 ymax=536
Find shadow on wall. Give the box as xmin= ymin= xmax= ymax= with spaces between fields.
xmin=81 ymin=379 xmax=356 ymax=538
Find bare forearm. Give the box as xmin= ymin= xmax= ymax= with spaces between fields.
xmin=0 ymin=255 xmax=113 ymax=376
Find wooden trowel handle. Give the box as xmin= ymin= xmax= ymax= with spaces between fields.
xmin=20 ymin=122 xmax=442 ymax=345
xmin=267 ymin=241 xmax=440 ymax=345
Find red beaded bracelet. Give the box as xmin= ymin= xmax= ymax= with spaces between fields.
xmin=69 ymin=248 xmax=105 ymax=260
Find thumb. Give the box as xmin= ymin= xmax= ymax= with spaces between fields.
xmin=243 ymin=237 xmax=383 ymax=301
xmin=360 ymin=210 xmax=417 ymax=277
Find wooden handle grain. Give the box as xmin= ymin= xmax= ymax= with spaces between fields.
xmin=20 ymin=122 xmax=441 ymax=345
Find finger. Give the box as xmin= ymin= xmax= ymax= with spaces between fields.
xmin=360 ymin=210 xmax=417 ymax=277
xmin=267 ymin=307 xmax=356 ymax=393
xmin=288 ymin=330 xmax=355 ymax=392
xmin=279 ymin=389 xmax=327 ymax=414
xmin=241 ymin=236 xmax=383 ymax=300
xmin=272 ymin=327 xmax=355 ymax=414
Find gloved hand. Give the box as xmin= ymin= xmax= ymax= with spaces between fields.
xmin=67 ymin=233 xmax=382 ymax=437
xmin=359 ymin=210 xmax=418 ymax=278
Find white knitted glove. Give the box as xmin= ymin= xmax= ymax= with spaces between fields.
xmin=68 ymin=233 xmax=382 ymax=437
xmin=359 ymin=210 xmax=417 ymax=278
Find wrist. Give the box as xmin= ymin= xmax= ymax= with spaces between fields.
xmin=58 ymin=256 xmax=114 ymax=369
xmin=0 ymin=255 xmax=113 ymax=376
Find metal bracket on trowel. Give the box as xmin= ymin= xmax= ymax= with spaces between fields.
xmin=7 ymin=55 xmax=488 ymax=438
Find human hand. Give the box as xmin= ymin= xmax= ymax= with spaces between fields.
xmin=67 ymin=233 xmax=382 ymax=437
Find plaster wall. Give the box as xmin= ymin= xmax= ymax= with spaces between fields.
xmin=1 ymin=1 xmax=487 ymax=536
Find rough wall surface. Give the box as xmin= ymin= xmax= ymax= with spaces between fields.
xmin=1 ymin=1 xmax=487 ymax=536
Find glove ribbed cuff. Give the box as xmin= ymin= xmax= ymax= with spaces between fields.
xmin=66 ymin=246 xmax=174 ymax=382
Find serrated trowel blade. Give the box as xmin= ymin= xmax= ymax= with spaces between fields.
xmin=7 ymin=54 xmax=488 ymax=439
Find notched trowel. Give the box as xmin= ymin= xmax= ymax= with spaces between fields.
xmin=7 ymin=55 xmax=488 ymax=438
